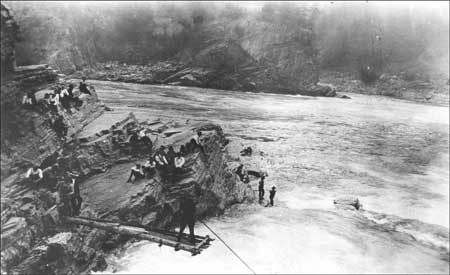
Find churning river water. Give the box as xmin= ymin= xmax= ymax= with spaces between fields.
xmin=91 ymin=80 xmax=449 ymax=274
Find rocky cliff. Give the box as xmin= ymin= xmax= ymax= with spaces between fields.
xmin=1 ymin=101 xmax=254 ymax=274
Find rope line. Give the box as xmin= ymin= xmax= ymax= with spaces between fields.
xmin=199 ymin=220 xmax=256 ymax=275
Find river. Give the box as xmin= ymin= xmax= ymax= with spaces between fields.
xmin=90 ymin=80 xmax=449 ymax=274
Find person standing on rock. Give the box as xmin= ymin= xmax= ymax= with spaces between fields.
xmin=258 ymin=176 xmax=265 ymax=201
xmin=266 ymin=186 xmax=276 ymax=207
xmin=68 ymin=172 xmax=82 ymax=216
xmin=177 ymin=196 xmax=197 ymax=244
xmin=56 ymin=180 xmax=75 ymax=216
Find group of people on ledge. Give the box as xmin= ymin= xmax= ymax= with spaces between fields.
xmin=127 ymin=136 xmax=203 ymax=183
xmin=25 ymin=163 xmax=83 ymax=217
xmin=21 ymin=77 xmax=93 ymax=140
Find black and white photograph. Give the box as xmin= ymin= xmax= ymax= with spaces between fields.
xmin=1 ymin=1 xmax=449 ymax=274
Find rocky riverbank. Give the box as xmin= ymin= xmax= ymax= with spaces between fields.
xmin=1 ymin=68 xmax=255 ymax=273
xmin=73 ymin=61 xmax=350 ymax=98
xmin=320 ymin=70 xmax=449 ymax=106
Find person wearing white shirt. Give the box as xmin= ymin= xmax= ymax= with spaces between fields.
xmin=174 ymin=153 xmax=186 ymax=174
xmin=26 ymin=166 xmax=43 ymax=184
xmin=126 ymin=164 xmax=144 ymax=183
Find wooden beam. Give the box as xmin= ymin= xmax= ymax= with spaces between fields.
xmin=63 ymin=216 xmax=211 ymax=255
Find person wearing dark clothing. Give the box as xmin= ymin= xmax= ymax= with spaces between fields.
xmin=129 ymin=132 xmax=140 ymax=155
xmin=179 ymin=145 xmax=187 ymax=156
xmin=57 ymin=181 xmax=74 ymax=216
xmin=53 ymin=116 xmax=68 ymax=138
xmin=186 ymin=138 xmax=199 ymax=153
xmin=79 ymin=77 xmax=91 ymax=95
xmin=127 ymin=164 xmax=144 ymax=183
xmin=67 ymin=83 xmax=83 ymax=110
xmin=235 ymin=164 xmax=249 ymax=183
xmin=67 ymin=83 xmax=74 ymax=98
xmin=42 ymin=165 xmax=58 ymax=191
xmin=258 ymin=176 xmax=265 ymax=201
xmin=68 ymin=173 xmax=82 ymax=216
xmin=266 ymin=186 xmax=276 ymax=207
xmin=177 ymin=197 xmax=196 ymax=244
xmin=166 ymin=146 xmax=177 ymax=167
xmin=141 ymin=135 xmax=153 ymax=155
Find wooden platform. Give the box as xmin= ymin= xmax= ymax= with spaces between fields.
xmin=64 ymin=216 xmax=213 ymax=255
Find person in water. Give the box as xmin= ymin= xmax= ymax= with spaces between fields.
xmin=266 ymin=186 xmax=276 ymax=207
xmin=126 ymin=163 xmax=144 ymax=183
xmin=25 ymin=165 xmax=43 ymax=185
xmin=177 ymin=196 xmax=196 ymax=244
xmin=258 ymin=176 xmax=265 ymax=201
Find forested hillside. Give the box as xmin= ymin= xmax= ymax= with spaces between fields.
xmin=4 ymin=1 xmax=449 ymax=91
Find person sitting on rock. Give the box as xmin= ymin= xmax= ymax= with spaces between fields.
xmin=174 ymin=153 xmax=186 ymax=174
xmin=59 ymin=87 xmax=71 ymax=113
xmin=143 ymin=157 xmax=157 ymax=178
xmin=166 ymin=146 xmax=177 ymax=167
xmin=258 ymin=175 xmax=265 ymax=201
xmin=176 ymin=196 xmax=197 ymax=244
xmin=25 ymin=165 xmax=43 ymax=185
xmin=79 ymin=77 xmax=91 ymax=95
xmin=154 ymin=146 xmax=168 ymax=167
xmin=48 ymin=92 xmax=60 ymax=114
xmin=126 ymin=163 xmax=144 ymax=183
xmin=265 ymin=186 xmax=276 ymax=207
xmin=186 ymin=138 xmax=200 ymax=153
xmin=22 ymin=91 xmax=37 ymax=109
xmin=235 ymin=164 xmax=249 ymax=183
xmin=67 ymin=83 xmax=83 ymax=110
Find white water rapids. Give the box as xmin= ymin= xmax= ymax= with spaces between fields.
xmin=90 ymin=81 xmax=449 ymax=274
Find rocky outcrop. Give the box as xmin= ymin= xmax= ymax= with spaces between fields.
xmin=1 ymin=108 xmax=254 ymax=273
xmin=61 ymin=113 xmax=254 ymax=226
xmin=1 ymin=2 xmax=20 ymax=75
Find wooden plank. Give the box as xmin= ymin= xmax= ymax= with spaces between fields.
xmin=63 ymin=216 xmax=212 ymax=255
